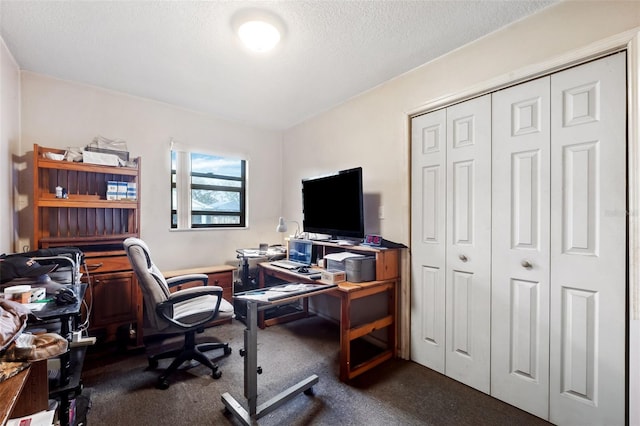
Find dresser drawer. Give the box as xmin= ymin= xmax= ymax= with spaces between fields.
xmin=84 ymin=254 xmax=131 ymax=274
xmin=163 ymin=266 xmax=235 ymax=302
xmin=208 ymin=271 xmax=233 ymax=301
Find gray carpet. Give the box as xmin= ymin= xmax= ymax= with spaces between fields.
xmin=82 ymin=316 xmax=550 ymax=425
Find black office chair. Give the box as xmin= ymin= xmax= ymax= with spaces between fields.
xmin=123 ymin=238 xmax=233 ymax=389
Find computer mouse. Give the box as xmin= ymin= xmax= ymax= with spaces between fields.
xmin=55 ymin=287 xmax=78 ymax=305
xmin=298 ymin=267 xmax=309 ymax=273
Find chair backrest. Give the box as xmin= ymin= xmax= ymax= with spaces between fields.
xmin=123 ymin=237 xmax=172 ymax=333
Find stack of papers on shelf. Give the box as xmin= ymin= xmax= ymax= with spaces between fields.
xmin=323 ymin=252 xmax=364 ymax=262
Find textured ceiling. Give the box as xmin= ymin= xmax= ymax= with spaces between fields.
xmin=0 ymin=1 xmax=557 ymax=130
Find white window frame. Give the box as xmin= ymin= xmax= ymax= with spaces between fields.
xmin=171 ymin=149 xmax=247 ymax=230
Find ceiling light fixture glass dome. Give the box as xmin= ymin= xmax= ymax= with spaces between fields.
xmin=238 ymin=20 xmax=281 ymax=52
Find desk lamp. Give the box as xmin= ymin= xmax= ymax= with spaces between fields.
xmin=276 ymin=217 xmax=300 ymax=238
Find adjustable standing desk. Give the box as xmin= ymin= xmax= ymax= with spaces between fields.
xmin=221 ymin=283 xmax=336 ymax=426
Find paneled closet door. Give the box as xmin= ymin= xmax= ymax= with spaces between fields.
xmin=445 ymin=94 xmax=492 ymax=393
xmin=491 ymin=76 xmax=551 ymax=418
xmin=549 ymin=52 xmax=626 ymax=426
xmin=410 ymin=109 xmax=447 ymax=373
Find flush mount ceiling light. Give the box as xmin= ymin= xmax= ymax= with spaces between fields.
xmin=237 ymin=20 xmax=281 ymax=52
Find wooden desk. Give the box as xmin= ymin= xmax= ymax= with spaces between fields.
xmin=0 ymin=360 xmax=48 ymax=425
xmin=259 ymin=251 xmax=399 ymax=382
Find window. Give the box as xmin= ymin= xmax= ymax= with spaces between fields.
xmin=171 ymin=150 xmax=246 ymax=229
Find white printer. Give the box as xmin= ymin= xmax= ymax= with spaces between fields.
xmin=323 ymin=252 xmax=376 ymax=283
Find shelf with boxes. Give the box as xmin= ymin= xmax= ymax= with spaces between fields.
xmin=33 ymin=144 xmax=141 ymax=249
xmin=106 ymin=179 xmax=137 ymax=201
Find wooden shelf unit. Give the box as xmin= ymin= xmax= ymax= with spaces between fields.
xmin=33 ymin=144 xmax=143 ymax=346
xmin=33 ymin=145 xmax=140 ymax=249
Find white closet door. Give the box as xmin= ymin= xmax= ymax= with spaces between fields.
xmin=549 ymin=52 xmax=626 ymax=425
xmin=491 ymin=76 xmax=551 ymax=418
xmin=410 ymin=109 xmax=447 ymax=373
xmin=445 ymin=94 xmax=492 ymax=393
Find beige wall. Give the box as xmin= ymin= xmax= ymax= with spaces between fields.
xmin=282 ymin=1 xmax=640 ymax=245
xmin=0 ymin=38 xmax=20 ymax=254
xmin=19 ymin=72 xmax=284 ymax=270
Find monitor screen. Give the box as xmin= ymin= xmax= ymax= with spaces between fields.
xmin=288 ymin=239 xmax=313 ymax=265
xmin=301 ymin=167 xmax=364 ymax=240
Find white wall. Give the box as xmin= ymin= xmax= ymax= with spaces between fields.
xmin=0 ymin=37 xmax=20 ymax=255
xmin=282 ymin=1 xmax=640 ymax=423
xmin=19 ymin=72 xmax=283 ymax=270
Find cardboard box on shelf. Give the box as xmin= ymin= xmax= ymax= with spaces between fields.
xmin=116 ymin=182 xmax=128 ymax=200
xmin=320 ymin=269 xmax=346 ymax=284
xmin=106 ymin=180 xmax=118 ymax=200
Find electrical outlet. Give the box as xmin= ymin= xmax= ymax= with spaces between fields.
xmin=16 ymin=194 xmax=29 ymax=210
xmin=378 ymin=205 xmax=385 ymax=220
xmin=15 ymin=239 xmax=30 ymax=253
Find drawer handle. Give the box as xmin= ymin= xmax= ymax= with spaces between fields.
xmin=459 ymin=254 xmax=468 ymax=262
xmin=87 ymin=263 xmax=104 ymax=270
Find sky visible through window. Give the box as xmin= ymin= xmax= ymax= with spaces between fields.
xmin=190 ymin=153 xmax=242 ymax=177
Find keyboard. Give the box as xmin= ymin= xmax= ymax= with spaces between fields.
xmin=270 ymin=260 xmax=307 ymax=270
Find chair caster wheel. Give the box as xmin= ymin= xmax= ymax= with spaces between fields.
xmin=224 ymin=346 xmax=232 ymax=356
xmin=156 ymin=377 xmax=170 ymax=390
xmin=212 ymin=369 xmax=222 ymax=379
xmin=304 ymin=387 xmax=314 ymax=396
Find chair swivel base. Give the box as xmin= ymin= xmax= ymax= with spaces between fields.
xmin=147 ymin=333 xmax=231 ymax=389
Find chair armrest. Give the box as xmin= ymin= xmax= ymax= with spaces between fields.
xmin=165 ymin=273 xmax=208 ymax=289
xmin=166 ymin=285 xmax=222 ymax=304
xmin=157 ymin=286 xmax=224 ymax=329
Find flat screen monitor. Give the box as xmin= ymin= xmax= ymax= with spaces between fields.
xmin=301 ymin=167 xmax=364 ymax=240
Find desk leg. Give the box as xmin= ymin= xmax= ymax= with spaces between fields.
xmin=258 ymin=269 xmax=265 ymax=328
xmin=245 ymin=302 xmax=258 ymax=415
xmin=221 ymin=301 xmax=318 ymax=424
xmin=339 ymin=292 xmax=350 ymax=382
xmin=389 ymin=283 xmax=397 ymax=357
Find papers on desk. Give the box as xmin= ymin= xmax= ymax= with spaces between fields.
xmin=237 ymin=248 xmax=286 ymax=258
xmin=235 ymin=283 xmax=335 ymax=302
xmin=25 ymin=302 xmax=47 ymax=312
